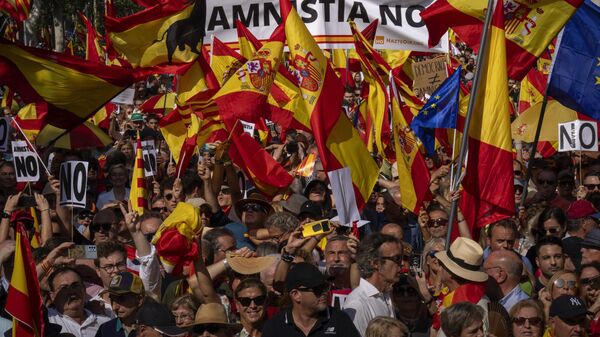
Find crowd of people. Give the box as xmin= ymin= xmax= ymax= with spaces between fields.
xmin=0 ymin=52 xmax=598 ymax=337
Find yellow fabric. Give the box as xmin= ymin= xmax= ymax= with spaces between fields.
xmin=130 ymin=133 xmax=146 ymax=214
xmin=53 ymin=122 xmax=112 ymax=149
xmin=152 ymin=202 xmax=200 ymax=243
xmin=512 ymin=100 xmax=578 ymax=143
xmin=178 ymin=61 xmax=213 ymax=107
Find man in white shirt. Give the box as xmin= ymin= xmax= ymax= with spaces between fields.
xmin=343 ymin=233 xmax=403 ymax=336
xmin=47 ymin=266 xmax=110 ymax=337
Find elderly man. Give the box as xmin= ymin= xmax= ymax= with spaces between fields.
xmin=548 ymin=295 xmax=587 ymax=337
xmin=343 ymin=233 xmax=403 ymax=336
xmin=484 ymin=250 xmax=529 ymax=312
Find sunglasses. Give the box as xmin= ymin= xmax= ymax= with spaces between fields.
xmin=164 ymin=193 xmax=174 ymax=201
xmin=236 ymin=295 xmax=267 ymax=307
xmin=585 ymin=184 xmax=600 ymax=191
xmin=554 ymin=278 xmax=577 ymax=290
xmin=512 ymin=317 xmax=542 ymax=326
xmin=219 ymin=188 xmax=231 ymax=195
xmin=380 ymin=255 xmax=403 ymax=265
xmin=537 ymin=179 xmax=556 ymax=186
xmin=297 ymin=284 xmax=330 ymax=297
xmin=193 ymin=324 xmax=224 ymax=334
xmin=91 ymin=223 xmax=112 ymax=232
xmin=242 ymin=203 xmax=266 ymax=213
xmin=427 ymin=218 xmax=448 ymax=228
xmin=78 ymin=214 xmax=93 ymax=220
xmin=514 ymin=170 xmax=522 ymax=176
xmin=151 ymin=207 xmax=167 ymax=213
xmin=580 ymin=275 xmax=600 ymax=289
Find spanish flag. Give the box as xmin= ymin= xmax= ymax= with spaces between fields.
xmin=459 ymin=0 xmax=514 ymax=231
xmin=421 ymin=0 xmax=583 ymax=79
xmin=79 ymin=12 xmax=104 ymax=63
xmin=105 ymin=0 xmax=204 ymax=68
xmin=1 ymin=86 xmax=19 ymax=112
xmin=91 ymin=102 xmax=117 ymax=130
xmin=175 ymin=52 xmax=219 ymax=110
xmin=160 ymin=106 xmax=192 ymax=165
xmin=130 ymin=132 xmax=146 ymax=214
xmin=210 ymin=36 xmax=246 ymax=86
xmin=0 ymin=0 xmax=30 ymax=21
xmin=390 ymin=83 xmax=430 ymax=214
xmin=140 ymin=93 xmax=177 ymax=115
xmin=5 ymin=224 xmax=44 ymax=337
xmin=0 ymin=40 xmax=135 ymax=136
xmin=14 ymin=102 xmax=46 ymax=142
xmin=280 ymin=0 xmax=378 ymax=208
xmin=518 ymin=66 xmax=547 ymax=114
xmin=236 ymin=20 xmax=262 ymax=59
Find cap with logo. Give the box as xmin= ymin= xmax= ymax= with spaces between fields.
xmin=549 ymin=295 xmax=587 ymax=320
xmin=102 ymin=272 xmax=145 ymax=296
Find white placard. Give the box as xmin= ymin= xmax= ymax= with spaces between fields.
xmin=241 ymin=121 xmax=256 ymax=137
xmin=59 ymin=161 xmax=89 ymax=208
xmin=558 ymin=120 xmax=598 ymax=152
xmin=328 ymin=167 xmax=362 ymax=227
xmin=204 ymin=0 xmax=447 ymax=52
xmin=111 ymin=87 xmax=135 ymax=105
xmin=142 ymin=140 xmax=157 ymax=177
xmin=12 ymin=141 xmax=40 ymax=182
xmin=0 ymin=117 xmax=10 ymax=152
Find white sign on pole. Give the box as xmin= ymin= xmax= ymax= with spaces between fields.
xmin=0 ymin=117 xmax=10 ymax=152
xmin=11 ymin=141 xmax=40 ymax=182
xmin=328 ymin=167 xmax=362 ymax=227
xmin=142 ymin=140 xmax=157 ymax=177
xmin=59 ymin=161 xmax=89 ymax=208
xmin=241 ymin=121 xmax=256 ymax=137
xmin=558 ymin=120 xmax=598 ymax=152
xmin=111 ymin=87 xmax=135 ymax=105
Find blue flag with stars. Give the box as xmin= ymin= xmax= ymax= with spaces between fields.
xmin=548 ymin=0 xmax=600 ymax=120
xmin=411 ymin=66 xmax=461 ymax=155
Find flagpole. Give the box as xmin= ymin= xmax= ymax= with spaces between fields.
xmin=518 ymin=93 xmax=549 ymax=208
xmin=446 ymin=0 xmax=496 ymax=246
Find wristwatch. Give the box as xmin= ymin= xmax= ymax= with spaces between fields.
xmin=281 ymin=248 xmax=295 ymax=263
xmin=1 ymin=211 xmax=11 ymax=219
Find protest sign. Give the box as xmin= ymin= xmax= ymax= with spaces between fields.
xmin=412 ymin=56 xmax=448 ymax=97
xmin=12 ymin=141 xmax=39 ymax=183
xmin=142 ymin=140 xmax=157 ymax=177
xmin=558 ymin=120 xmax=598 ymax=152
xmin=59 ymin=161 xmax=89 ymax=208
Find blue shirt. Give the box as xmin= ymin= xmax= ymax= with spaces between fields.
xmin=499 ymin=284 xmax=530 ymax=312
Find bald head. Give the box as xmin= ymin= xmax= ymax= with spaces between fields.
xmin=381 ymin=223 xmax=403 ymax=241
xmin=485 ymin=250 xmax=523 ymax=284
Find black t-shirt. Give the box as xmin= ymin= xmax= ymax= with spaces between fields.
xmin=262 ymin=307 xmax=360 ymax=337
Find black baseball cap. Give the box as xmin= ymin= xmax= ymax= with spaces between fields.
xmin=549 ymin=295 xmax=587 ymax=320
xmin=298 ymin=201 xmax=323 ymax=220
xmin=136 ymin=300 xmax=185 ymax=336
xmin=285 ymin=262 xmax=327 ymax=291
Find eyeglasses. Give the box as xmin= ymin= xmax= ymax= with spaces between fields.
xmin=514 ymin=170 xmax=522 ymax=176
xmin=236 ymin=295 xmax=267 ymax=307
xmin=580 ymin=275 xmax=600 ymax=287
xmin=193 ymin=324 xmax=224 ymax=334
xmin=427 ymin=218 xmax=448 ymax=228
xmin=537 ymin=179 xmax=556 ymax=186
xmin=585 ymin=184 xmax=600 ymax=191
xmin=296 ymin=284 xmax=330 ymax=297
xmin=242 ymin=203 xmax=266 ymax=213
xmin=91 ymin=223 xmax=113 ymax=232
xmin=151 ymin=207 xmax=167 ymax=213
xmin=78 ymin=214 xmax=93 ymax=220
xmin=99 ymin=261 xmax=127 ymax=272
xmin=380 ymin=255 xmax=403 ymax=265
xmin=172 ymin=312 xmax=194 ymax=321
xmin=164 ymin=193 xmax=174 ymax=201
xmin=512 ymin=317 xmax=542 ymax=326
xmin=219 ymin=188 xmax=231 ymax=195
xmin=554 ymin=278 xmax=577 ymax=290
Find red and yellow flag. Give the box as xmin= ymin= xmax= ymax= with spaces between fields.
xmin=0 ymin=40 xmax=135 ymax=140
xmin=421 ymin=0 xmax=583 ymax=79
xmin=5 ymin=224 xmax=44 ymax=337
xmin=175 ymin=52 xmax=219 ymax=110
xmin=1 ymin=86 xmax=19 ymax=112
xmin=140 ymin=93 xmax=177 ymax=115
xmin=91 ymin=102 xmax=117 ymax=130
xmin=14 ymin=103 xmax=47 ymax=142
xmin=0 ymin=0 xmax=30 ymax=21
xmin=79 ymin=12 xmax=104 ymax=63
xmin=294 ymin=153 xmax=318 ymax=177
xmin=210 ymin=36 xmax=246 ymax=86
xmin=130 ymin=132 xmax=146 ymax=214
xmin=105 ymin=1 xmax=203 ymax=68
xmin=518 ymin=66 xmax=547 ymax=114
xmin=459 ymin=0 xmax=514 ymax=231
xmin=236 ymin=20 xmax=263 ymax=59
xmin=280 ymin=0 xmax=378 ymax=208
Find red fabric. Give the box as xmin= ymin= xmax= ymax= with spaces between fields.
xmin=154 ymin=228 xmax=198 ymax=276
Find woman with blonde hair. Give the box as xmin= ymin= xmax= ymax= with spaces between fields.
xmin=509 ymin=299 xmax=545 ymax=337
xmin=365 ymin=316 xmax=408 ymax=337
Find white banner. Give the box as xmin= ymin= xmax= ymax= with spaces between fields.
xmin=558 ymin=120 xmax=599 ymax=152
xmin=241 ymin=121 xmax=256 ymax=137
xmin=59 ymin=161 xmax=89 ymax=208
xmin=205 ymin=0 xmax=447 ymax=53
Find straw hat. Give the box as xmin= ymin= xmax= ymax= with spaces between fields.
xmin=435 ymin=237 xmax=488 ymax=282
xmin=182 ymin=303 xmax=242 ymax=332
xmin=226 ymin=252 xmax=277 ymax=275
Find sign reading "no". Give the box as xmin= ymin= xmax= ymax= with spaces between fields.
xmin=558 ymin=120 xmax=598 ymax=152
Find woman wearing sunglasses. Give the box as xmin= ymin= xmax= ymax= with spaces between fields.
xmin=509 ymin=299 xmax=545 ymax=337
xmin=539 ymin=271 xmax=579 ymax=321
xmin=233 ymin=278 xmax=268 ymax=337
xmin=579 ymin=263 xmax=600 ymax=337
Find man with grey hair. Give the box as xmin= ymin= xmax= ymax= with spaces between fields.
xmin=343 ymin=233 xmax=403 ymax=336
xmin=264 ymin=212 xmax=299 ymax=249
xmin=483 ymin=250 xmax=529 ymax=312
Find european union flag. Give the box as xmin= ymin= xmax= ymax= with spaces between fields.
xmin=411 ymin=66 xmax=461 ymax=155
xmin=548 ymin=0 xmax=600 ymax=120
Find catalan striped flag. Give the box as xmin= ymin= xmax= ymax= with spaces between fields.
xmin=294 ymin=153 xmax=318 ymax=177
xmin=5 ymin=224 xmax=44 ymax=337
xmin=459 ymin=0 xmax=515 ymax=231
xmin=0 ymin=0 xmax=30 ymax=21
xmin=421 ymin=0 xmax=583 ymax=79
xmin=79 ymin=13 xmax=104 ymax=63
xmin=130 ymin=132 xmax=146 ymax=214
xmin=280 ymin=0 xmax=378 ymax=208
xmin=0 ymin=40 xmax=135 ymax=139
